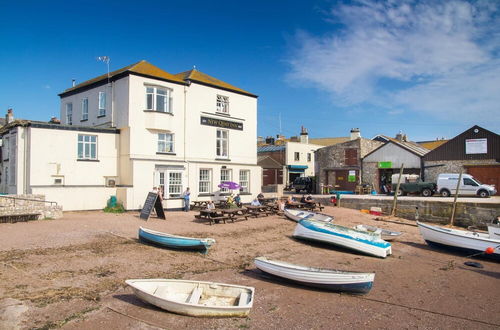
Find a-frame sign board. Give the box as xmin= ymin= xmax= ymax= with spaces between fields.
xmin=140 ymin=192 xmax=166 ymax=220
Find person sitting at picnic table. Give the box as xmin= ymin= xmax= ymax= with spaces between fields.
xmin=305 ymin=194 xmax=314 ymax=203
xmin=250 ymin=198 xmax=261 ymax=206
xmin=234 ymin=194 xmax=242 ymax=207
xmin=226 ymin=194 xmax=237 ymax=208
xmin=287 ymin=195 xmax=295 ymax=203
xmin=206 ymin=200 xmax=215 ymax=210
xmin=257 ymin=192 xmax=264 ymax=204
xmin=277 ymin=199 xmax=285 ymax=212
xmin=300 ymin=194 xmax=307 ymax=203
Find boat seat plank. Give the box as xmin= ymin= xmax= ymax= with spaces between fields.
xmin=238 ymin=291 xmax=249 ymax=306
xmin=187 ymin=287 xmax=203 ymax=304
xmin=154 ymin=285 xmax=169 ymax=297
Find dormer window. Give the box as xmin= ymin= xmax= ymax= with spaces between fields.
xmin=216 ymin=95 xmax=229 ymax=114
xmin=146 ymin=86 xmax=172 ymax=113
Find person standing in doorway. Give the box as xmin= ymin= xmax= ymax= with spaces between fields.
xmin=182 ymin=187 xmax=191 ymax=212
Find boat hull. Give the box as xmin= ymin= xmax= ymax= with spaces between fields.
xmin=254 ymin=257 xmax=374 ymax=294
xmin=354 ymin=224 xmax=402 ymax=241
xmin=126 ymin=279 xmax=254 ymax=317
xmin=139 ymin=227 xmax=214 ymax=251
xmin=417 ymin=222 xmax=500 ymax=257
xmin=284 ymin=208 xmax=333 ymax=222
xmin=293 ymin=220 xmax=391 ymax=258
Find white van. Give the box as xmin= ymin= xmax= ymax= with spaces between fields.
xmin=437 ymin=173 xmax=497 ymax=198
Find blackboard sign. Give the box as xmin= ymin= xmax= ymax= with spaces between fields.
xmin=140 ymin=192 xmax=166 ymax=220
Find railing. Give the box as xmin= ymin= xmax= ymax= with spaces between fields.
xmin=0 ymin=195 xmax=58 ymax=207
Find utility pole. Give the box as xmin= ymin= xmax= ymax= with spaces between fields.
xmin=391 ymin=163 xmax=404 ymax=217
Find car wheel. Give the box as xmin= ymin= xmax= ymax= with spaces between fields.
xmin=478 ymin=190 xmax=489 ymax=198
xmin=440 ymin=189 xmax=450 ymax=197
xmin=396 ymin=190 xmax=404 ymax=196
xmin=421 ymin=188 xmax=432 ymax=197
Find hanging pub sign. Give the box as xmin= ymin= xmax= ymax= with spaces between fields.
xmin=200 ymin=116 xmax=243 ymax=130
xmin=465 ymin=138 xmax=487 ymax=154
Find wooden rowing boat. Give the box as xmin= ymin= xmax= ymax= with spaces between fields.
xmin=126 ymin=279 xmax=254 ymax=317
xmin=354 ymin=224 xmax=402 ymax=241
xmin=254 ymin=257 xmax=374 ymax=294
xmin=284 ymin=208 xmax=333 ymax=222
xmin=139 ymin=227 xmax=215 ymax=251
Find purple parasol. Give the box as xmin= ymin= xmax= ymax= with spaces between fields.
xmin=218 ymin=181 xmax=241 ymax=190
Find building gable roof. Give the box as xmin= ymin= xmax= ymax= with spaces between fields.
xmin=59 ymin=60 xmax=256 ymax=98
xmin=308 ymin=137 xmax=350 ymax=146
xmin=174 ymin=69 xmax=257 ymax=97
xmin=257 ymin=155 xmax=283 ymax=168
xmin=417 ymin=140 xmax=449 ymax=150
xmin=423 ymin=125 xmax=500 ymax=161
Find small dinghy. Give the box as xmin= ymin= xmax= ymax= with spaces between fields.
xmin=284 ymin=208 xmax=333 ymax=222
xmin=139 ymin=227 xmax=215 ymax=251
xmin=126 ymin=279 xmax=254 ymax=317
xmin=354 ymin=224 xmax=402 ymax=241
xmin=293 ymin=220 xmax=392 ymax=258
xmin=254 ymin=257 xmax=374 ymax=294
xmin=417 ymin=221 xmax=500 ymax=257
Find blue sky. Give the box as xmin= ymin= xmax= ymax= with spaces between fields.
xmin=1 ymin=0 xmax=499 ymax=142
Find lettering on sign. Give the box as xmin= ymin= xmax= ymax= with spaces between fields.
xmin=200 ymin=116 xmax=243 ymax=130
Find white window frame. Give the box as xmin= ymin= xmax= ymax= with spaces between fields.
xmin=158 ymin=133 xmax=174 ymax=153
xmin=216 ymin=95 xmax=229 ymax=114
xmin=199 ymin=169 xmax=212 ymax=194
xmin=239 ymin=170 xmax=250 ymax=193
xmin=216 ymin=129 xmax=229 ymax=158
xmin=77 ymin=134 xmax=98 ymax=160
xmin=98 ymin=92 xmax=106 ymax=116
xmin=146 ymin=86 xmax=172 ymax=113
xmin=220 ymin=169 xmax=232 ymax=193
xmin=168 ymin=171 xmax=183 ymax=197
xmin=66 ymin=103 xmax=73 ymax=125
xmin=81 ymin=98 xmax=88 ymax=121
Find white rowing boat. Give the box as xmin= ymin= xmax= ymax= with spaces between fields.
xmin=354 ymin=224 xmax=402 ymax=241
xmin=126 ymin=279 xmax=254 ymax=317
xmin=417 ymin=221 xmax=500 ymax=257
xmin=254 ymin=257 xmax=374 ymax=294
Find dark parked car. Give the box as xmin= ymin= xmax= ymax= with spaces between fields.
xmin=292 ymin=177 xmax=313 ymax=193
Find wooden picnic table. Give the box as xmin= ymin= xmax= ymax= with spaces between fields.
xmin=245 ymin=205 xmax=272 ymax=217
xmin=285 ymin=201 xmax=306 ymax=209
xmin=302 ymin=201 xmax=325 ymax=212
xmin=191 ymin=201 xmax=209 ymax=210
xmin=196 ymin=208 xmax=230 ymax=225
xmin=221 ymin=208 xmax=248 ymax=222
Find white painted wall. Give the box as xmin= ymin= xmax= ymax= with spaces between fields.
xmin=285 ymin=141 xmax=323 ymax=177
xmin=363 ymin=143 xmax=422 ymax=168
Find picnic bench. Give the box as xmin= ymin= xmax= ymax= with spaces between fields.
xmin=302 ymin=202 xmax=324 ymax=212
xmin=195 ymin=209 xmax=230 ymax=225
xmin=245 ymin=205 xmax=272 ymax=218
xmin=285 ymin=201 xmax=306 ymax=209
xmin=221 ymin=208 xmax=249 ymax=222
xmin=191 ymin=201 xmax=209 ymax=210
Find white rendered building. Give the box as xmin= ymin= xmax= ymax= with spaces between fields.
xmin=0 ymin=61 xmax=261 ymax=211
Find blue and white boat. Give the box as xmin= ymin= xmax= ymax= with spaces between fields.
xmin=254 ymin=257 xmax=374 ymax=294
xmin=139 ymin=227 xmax=215 ymax=251
xmin=293 ymin=220 xmax=392 ymax=258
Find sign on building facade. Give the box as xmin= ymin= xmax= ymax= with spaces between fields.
xmin=465 ymin=138 xmax=487 ymax=154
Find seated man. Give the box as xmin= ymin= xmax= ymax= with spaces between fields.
xmin=257 ymin=192 xmax=264 ymax=204
xmin=300 ymin=195 xmax=307 ymax=203
xmin=250 ymin=198 xmax=261 ymax=206
xmin=234 ymin=194 xmax=242 ymax=207
xmin=206 ymin=201 xmax=215 ymax=210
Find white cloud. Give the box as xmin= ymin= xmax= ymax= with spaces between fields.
xmin=286 ymin=0 xmax=500 ymax=123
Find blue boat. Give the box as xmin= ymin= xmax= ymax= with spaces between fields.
xmin=139 ymin=227 xmax=215 ymax=251
xmin=293 ymin=220 xmax=392 ymax=258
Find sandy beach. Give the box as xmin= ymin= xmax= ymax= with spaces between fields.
xmin=1 ymin=206 xmax=499 ymax=329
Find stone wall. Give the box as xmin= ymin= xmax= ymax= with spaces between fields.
xmin=314 ymin=195 xmax=499 ymax=228
xmin=316 ymin=138 xmax=383 ymax=191
xmin=362 ymin=162 xmax=379 ymax=190
xmin=424 ymin=159 xmax=498 ymax=182
xmin=0 ymin=194 xmax=63 ymax=220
